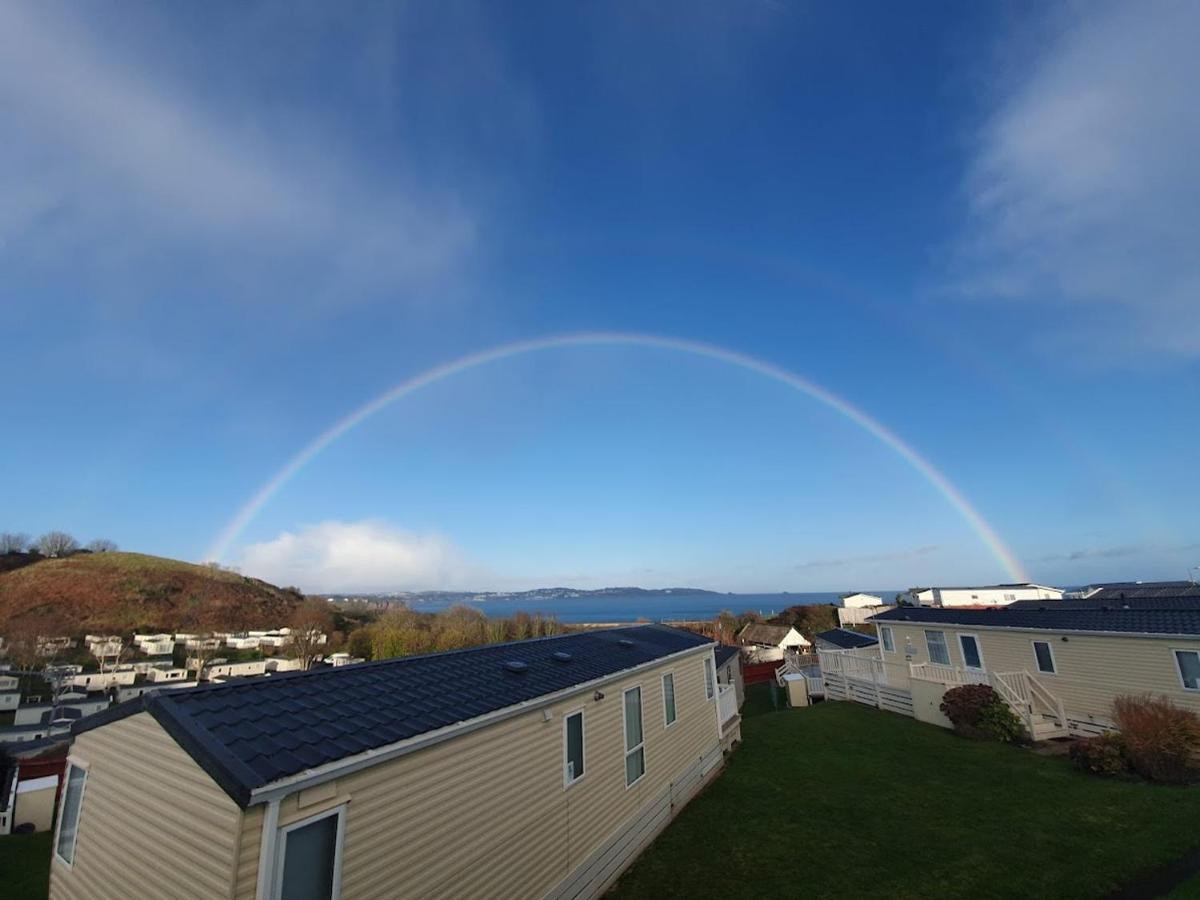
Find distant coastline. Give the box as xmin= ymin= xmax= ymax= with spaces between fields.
xmin=324 ymin=588 xmax=902 ymax=625
xmin=326 ymin=586 xmax=726 ymax=604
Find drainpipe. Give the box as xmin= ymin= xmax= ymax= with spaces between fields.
xmin=255 ymin=797 xmax=281 ymax=900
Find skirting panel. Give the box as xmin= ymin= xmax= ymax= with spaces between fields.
xmin=543 ymin=742 xmax=726 ymax=900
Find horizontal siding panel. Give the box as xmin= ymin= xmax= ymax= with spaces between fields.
xmin=234 ymin=649 xmax=722 ymax=900
xmin=234 ymin=806 xmax=263 ymax=900
xmin=882 ymin=624 xmax=1200 ymax=724
xmin=51 ymin=712 xmax=241 ymax=900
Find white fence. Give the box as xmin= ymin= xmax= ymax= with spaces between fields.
xmin=817 ymin=648 xmax=1068 ymax=738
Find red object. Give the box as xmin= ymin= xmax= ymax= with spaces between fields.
xmin=742 ymin=661 xmax=784 ymax=685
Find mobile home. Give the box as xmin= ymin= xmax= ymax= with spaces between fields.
xmin=50 ymin=625 xmax=740 ymax=900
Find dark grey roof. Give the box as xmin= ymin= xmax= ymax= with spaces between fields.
xmin=1009 ymin=596 xmax=1200 ymax=611
xmin=714 ymin=645 xmax=739 ymax=667
xmin=75 ymin=624 xmax=712 ymax=808
xmin=815 ymin=628 xmax=879 ymax=650
xmin=739 ymin=623 xmax=796 ymax=645
xmin=1083 ymin=582 xmax=1200 ymax=602
xmin=874 ymin=606 xmax=1200 ymax=636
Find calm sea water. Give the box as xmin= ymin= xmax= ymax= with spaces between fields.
xmin=411 ymin=590 xmax=900 ymax=624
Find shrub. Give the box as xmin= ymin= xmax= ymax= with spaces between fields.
xmin=1070 ymin=733 xmax=1128 ymax=777
xmin=940 ymin=684 xmax=1027 ymax=743
xmin=1112 ymin=694 xmax=1200 ymax=784
xmin=976 ymin=700 xmax=1026 ymax=744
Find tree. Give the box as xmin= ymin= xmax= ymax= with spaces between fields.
xmin=288 ymin=599 xmax=334 ymax=671
xmin=35 ymin=531 xmax=79 ymax=558
xmin=0 ymin=532 xmax=29 ymax=553
xmin=185 ymin=634 xmax=222 ymax=682
xmin=86 ymin=538 xmax=118 ymax=553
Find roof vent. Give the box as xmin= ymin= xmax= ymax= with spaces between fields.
xmin=552 ymin=651 xmax=573 ymax=663
xmin=503 ymin=661 xmax=528 ymax=674
xmin=618 ymin=639 xmax=634 ymax=648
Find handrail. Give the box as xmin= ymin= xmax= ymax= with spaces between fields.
xmin=1025 ymin=671 xmax=1067 ymax=725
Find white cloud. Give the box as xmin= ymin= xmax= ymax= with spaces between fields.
xmin=0 ymin=3 xmax=476 ymax=294
xmin=953 ymin=1 xmax=1200 ymax=356
xmin=237 ymin=520 xmax=481 ymax=593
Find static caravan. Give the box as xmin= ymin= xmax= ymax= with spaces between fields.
xmin=873 ymin=605 xmax=1200 ymax=735
xmin=50 ymin=625 xmax=740 ymax=900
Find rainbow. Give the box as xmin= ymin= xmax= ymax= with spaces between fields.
xmin=205 ymin=332 xmax=1027 ymax=580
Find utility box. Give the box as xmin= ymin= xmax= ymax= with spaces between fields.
xmin=783 ymin=673 xmax=809 ymax=708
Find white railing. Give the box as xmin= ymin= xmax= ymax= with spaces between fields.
xmin=909 ymin=663 xmax=990 ymax=687
xmin=818 ymin=648 xmax=912 ymax=689
xmin=908 ymin=664 xmax=1067 ymax=736
xmin=805 ymin=673 xmax=825 ymax=696
xmin=717 ymin=683 xmax=739 ymax=731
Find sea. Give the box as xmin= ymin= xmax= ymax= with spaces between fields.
xmin=409 ymin=590 xmax=901 ymax=624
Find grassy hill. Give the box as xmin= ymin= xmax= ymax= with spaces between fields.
xmin=0 ymin=552 xmax=302 ymax=633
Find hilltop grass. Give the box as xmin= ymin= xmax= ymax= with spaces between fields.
xmin=0 ymin=551 xmax=301 ymax=633
xmin=610 ymin=686 xmax=1200 ymax=899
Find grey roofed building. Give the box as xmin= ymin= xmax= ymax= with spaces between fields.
xmin=1078 ymin=581 xmax=1200 ymax=602
xmin=873 ymin=606 xmax=1200 ymax=636
xmin=1009 ymin=595 xmax=1200 ymax=611
xmin=714 ymin=645 xmax=739 ymax=667
xmin=73 ymin=623 xmax=714 ymax=807
xmin=814 ymin=628 xmax=879 ymax=651
xmin=738 ymin=624 xmax=796 ymax=645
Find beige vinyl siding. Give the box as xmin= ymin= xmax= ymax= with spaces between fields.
xmin=50 ymin=712 xmax=243 ymax=900
xmin=235 ymin=648 xmax=721 ymax=900
xmin=881 ymin=622 xmax=1200 ymax=724
xmin=234 ymin=805 xmax=264 ymax=900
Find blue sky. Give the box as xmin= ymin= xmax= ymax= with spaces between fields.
xmin=2 ymin=1 xmax=1197 ymax=593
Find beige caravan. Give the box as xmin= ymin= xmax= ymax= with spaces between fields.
xmin=49 ymin=625 xmax=740 ymax=900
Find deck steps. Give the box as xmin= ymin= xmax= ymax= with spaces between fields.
xmin=1031 ymin=717 xmax=1070 ymax=740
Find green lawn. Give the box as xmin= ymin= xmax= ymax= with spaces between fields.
xmin=0 ymin=831 xmax=52 ymax=900
xmin=610 ymin=687 xmax=1200 ymax=899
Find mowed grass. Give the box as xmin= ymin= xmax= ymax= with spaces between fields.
xmin=0 ymin=831 xmax=52 ymax=900
xmin=610 ymin=686 xmax=1200 ymax=900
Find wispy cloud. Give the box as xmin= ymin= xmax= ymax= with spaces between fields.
xmin=1038 ymin=541 xmax=1200 ymax=564
xmin=949 ymin=1 xmax=1200 ymax=357
xmin=795 ymin=545 xmax=940 ymax=571
xmin=237 ymin=520 xmax=483 ymax=594
xmin=0 ymin=3 xmax=481 ymax=297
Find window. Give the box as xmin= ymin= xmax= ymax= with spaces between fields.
xmin=880 ymin=626 xmax=894 ymax=654
xmin=704 ymin=658 xmax=715 ymax=700
xmin=959 ymin=634 xmax=984 ymax=670
xmin=1175 ymin=650 xmax=1200 ymax=690
xmin=925 ymin=630 xmax=950 ymax=665
xmin=662 ymin=673 xmax=677 ymax=727
xmin=623 ymin=686 xmax=645 ymax=787
xmin=1004 ymin=593 xmax=1016 ymax=603
xmin=1032 ymin=640 xmax=1056 ymax=675
xmin=275 ymin=807 xmax=346 ymax=900
xmin=564 ymin=710 xmax=585 ymax=785
xmin=54 ymin=764 xmax=88 ymax=866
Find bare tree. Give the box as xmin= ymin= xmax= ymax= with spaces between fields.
xmin=86 ymin=538 xmax=118 ymax=553
xmin=0 ymin=532 xmax=29 ymax=553
xmin=185 ymin=634 xmax=223 ymax=682
xmin=288 ymin=599 xmax=334 ymax=671
xmin=35 ymin=531 xmax=79 ymax=557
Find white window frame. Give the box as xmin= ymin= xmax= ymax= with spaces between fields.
xmin=273 ymin=804 xmax=348 ymax=900
xmin=924 ymin=630 xmax=950 ymax=666
xmin=704 ymin=657 xmax=715 ymax=700
xmin=1173 ymin=649 xmax=1200 ymax=692
xmin=53 ymin=758 xmax=90 ymax=869
xmin=662 ymin=672 xmax=677 ymax=728
xmin=1031 ymin=639 xmax=1057 ymax=675
xmin=880 ymin=626 xmax=894 ymax=654
xmin=958 ymin=633 xmax=985 ymax=671
xmin=563 ymin=707 xmax=586 ymax=788
xmin=622 ymin=685 xmax=646 ymax=789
